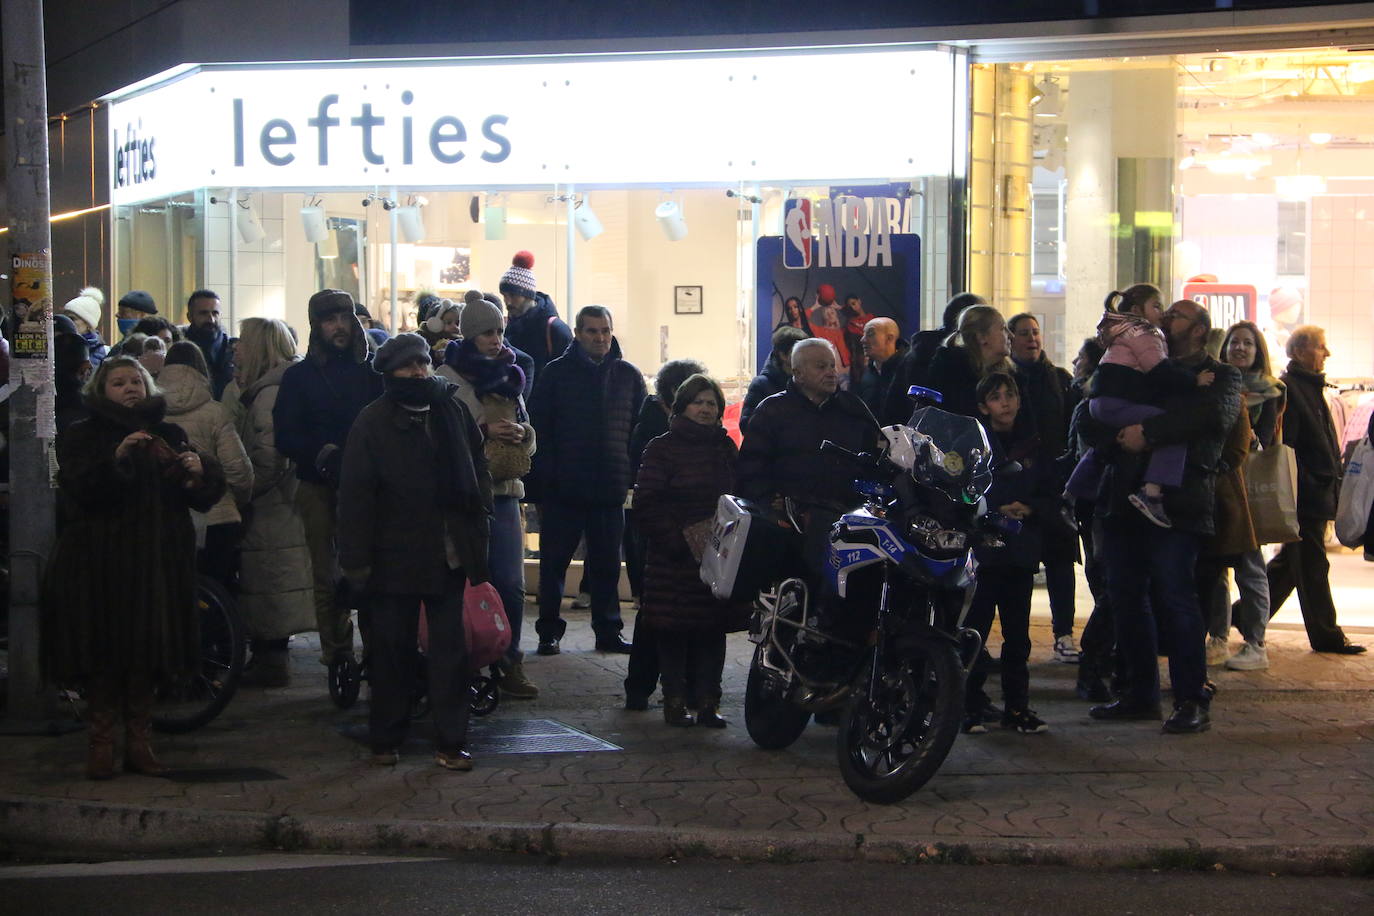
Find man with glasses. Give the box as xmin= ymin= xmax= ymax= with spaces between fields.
xmin=1088 ymin=298 xmax=1241 ymax=735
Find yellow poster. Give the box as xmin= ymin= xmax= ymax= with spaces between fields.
xmin=10 ymin=251 xmax=52 ymax=359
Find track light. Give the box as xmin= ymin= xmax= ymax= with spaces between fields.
xmin=300 ymin=201 xmax=329 ymax=243
xmin=396 ymin=205 xmax=425 ymax=243
xmin=236 ymin=197 xmax=265 ymax=245
xmin=655 ymin=199 xmax=688 ymax=242
xmin=573 ymin=197 xmax=603 ymax=241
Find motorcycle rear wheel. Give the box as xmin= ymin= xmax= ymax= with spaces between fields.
xmin=836 ymin=636 xmax=963 ymax=804
xmin=744 ymin=644 xmax=811 ymax=750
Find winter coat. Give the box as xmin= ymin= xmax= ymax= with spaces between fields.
xmin=739 ymin=356 xmax=788 ymax=435
xmin=337 ymin=386 xmax=494 ymax=595
xmin=736 ymin=381 xmax=880 ymax=510
xmin=635 ymin=416 xmax=750 ymax=633
xmin=274 ymin=324 xmax=384 ymax=486
xmin=55 ymin=376 xmax=89 ymax=437
xmin=236 ymin=361 xmax=316 ymax=640
xmin=1281 ymin=360 xmax=1342 ymax=520
xmin=882 ymin=326 xmax=949 ymax=425
xmin=82 ymin=331 xmax=109 ymax=368
xmin=1090 ymin=353 xmax=1241 ymax=537
xmin=975 ymin=425 xmax=1050 ymax=570
xmin=504 ymin=291 xmax=572 ymax=376
xmin=1097 ymin=311 xmax=1168 ymax=373
xmin=185 ymin=324 xmax=236 ymax=400
xmin=1203 ymin=400 xmax=1257 ymax=558
xmin=437 ymin=363 xmax=537 ymax=499
xmin=42 ymin=396 xmax=227 ymax=682
xmin=525 ymin=337 xmax=647 ymax=507
xmin=1245 ymin=374 xmax=1285 ymax=450
xmin=159 ymin=363 xmax=254 ymax=526
xmin=630 ymin=395 xmax=671 ymax=478
xmin=921 ymin=345 xmax=984 ymax=419
xmin=856 ymin=337 xmax=910 ymax=421
xmin=1012 ymin=352 xmax=1078 ymax=564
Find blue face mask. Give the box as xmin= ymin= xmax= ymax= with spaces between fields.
xmin=117 ymin=317 xmax=140 ymax=337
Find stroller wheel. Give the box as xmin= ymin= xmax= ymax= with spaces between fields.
xmin=469 ymin=674 xmax=499 ymax=717
xmin=329 ymin=653 xmax=362 ymax=709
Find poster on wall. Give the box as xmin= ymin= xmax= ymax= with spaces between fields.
xmin=10 ymin=251 xmax=53 ymax=360
xmin=1183 ymin=281 xmax=1258 ymax=328
xmin=757 ymin=195 xmax=920 ymax=386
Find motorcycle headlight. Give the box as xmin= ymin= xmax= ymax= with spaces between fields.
xmin=909 ymin=516 xmax=967 ymax=552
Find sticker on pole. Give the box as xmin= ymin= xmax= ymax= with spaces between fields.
xmin=10 ymin=251 xmax=52 ymax=359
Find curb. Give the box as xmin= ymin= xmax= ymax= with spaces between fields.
xmin=3 ymin=796 xmax=1371 ymax=876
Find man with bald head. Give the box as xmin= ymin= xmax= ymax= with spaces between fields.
xmin=855 ymin=317 xmax=908 ymax=419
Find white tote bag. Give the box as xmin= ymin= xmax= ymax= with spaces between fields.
xmin=1335 ymin=435 xmax=1374 ymax=548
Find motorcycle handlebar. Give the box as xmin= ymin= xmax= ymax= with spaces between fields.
xmin=820 ymin=440 xmax=883 ymax=471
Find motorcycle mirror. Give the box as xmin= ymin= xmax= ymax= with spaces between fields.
xmin=907 ymin=385 xmax=943 ymax=404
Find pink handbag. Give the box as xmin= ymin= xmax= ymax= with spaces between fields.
xmin=462 ymin=581 xmax=511 ymax=670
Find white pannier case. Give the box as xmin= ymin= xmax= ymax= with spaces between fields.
xmin=699 ymin=494 xmax=789 ymax=602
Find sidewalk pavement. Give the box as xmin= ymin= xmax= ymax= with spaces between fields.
xmin=1 ymin=597 xmax=1371 ymax=875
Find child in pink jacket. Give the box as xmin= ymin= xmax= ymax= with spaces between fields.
xmin=1064 ymin=286 xmax=1212 ymax=527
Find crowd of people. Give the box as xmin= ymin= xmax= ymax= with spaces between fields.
xmin=37 ymin=258 xmax=1370 ymax=779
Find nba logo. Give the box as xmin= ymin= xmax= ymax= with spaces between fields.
xmin=783 ymin=199 xmax=812 ymax=269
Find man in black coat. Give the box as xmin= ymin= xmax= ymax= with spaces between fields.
xmin=526 ymin=306 xmax=647 ymax=655
xmin=738 ymin=337 xmax=880 ymax=580
xmin=739 ymin=326 xmax=807 ymax=435
xmin=1266 ymin=326 xmax=1365 ymax=654
xmin=881 ymin=292 xmax=985 ymax=425
xmin=338 ymin=333 xmax=493 ymax=770
xmin=855 ymin=317 xmax=909 ymax=421
xmin=1088 ymin=298 xmax=1240 ymax=735
xmin=183 ymin=290 xmax=235 ymax=399
xmin=274 ymin=289 xmax=384 ymax=664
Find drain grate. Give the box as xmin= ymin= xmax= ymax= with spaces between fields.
xmin=336 ymin=718 xmax=620 ymax=756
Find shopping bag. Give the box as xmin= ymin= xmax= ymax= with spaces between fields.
xmin=1245 ymin=443 xmax=1300 ymax=545
xmin=1335 ymin=436 xmax=1374 ymax=548
xmin=463 ymin=581 xmax=511 ymax=670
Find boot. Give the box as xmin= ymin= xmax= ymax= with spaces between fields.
xmin=240 ymin=647 xmax=290 ymax=688
xmin=496 ymin=660 xmax=539 ymax=700
xmin=85 ymin=678 xmax=118 ymax=781
xmin=123 ymin=675 xmax=169 ymax=777
xmin=695 ymin=698 xmax=728 ymax=729
xmin=663 ymin=697 xmax=695 ymax=727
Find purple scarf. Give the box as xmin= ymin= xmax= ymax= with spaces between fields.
xmin=444 ymin=338 xmax=526 ymax=403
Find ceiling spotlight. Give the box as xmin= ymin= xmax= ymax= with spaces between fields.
xmin=396 ymin=205 xmax=425 ymax=243
xmin=573 ymin=197 xmax=604 ymax=241
xmin=236 ymin=198 xmax=265 ymax=245
xmin=300 ymin=205 xmax=329 ymax=243
xmin=656 ymin=200 xmax=688 ymax=242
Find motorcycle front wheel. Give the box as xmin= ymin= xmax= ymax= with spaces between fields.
xmin=744 ymin=644 xmax=811 ymax=750
xmin=836 ymin=636 xmax=963 ymax=804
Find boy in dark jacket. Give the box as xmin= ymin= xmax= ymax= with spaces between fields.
xmin=963 ymin=373 xmax=1050 ymax=735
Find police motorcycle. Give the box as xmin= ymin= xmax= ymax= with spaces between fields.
xmin=701 ymin=387 xmax=1016 ymax=804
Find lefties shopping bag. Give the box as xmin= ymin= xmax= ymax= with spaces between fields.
xmin=463 ymin=581 xmax=511 ymax=670
xmin=1335 ymin=436 xmax=1374 ymax=548
xmin=1245 ymin=443 xmax=1300 ymax=545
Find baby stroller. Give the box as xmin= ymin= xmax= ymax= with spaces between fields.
xmin=327 ymin=581 xmax=501 ymax=719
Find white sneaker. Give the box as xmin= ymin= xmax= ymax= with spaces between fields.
xmin=1225 ymin=641 xmax=1269 ymax=671
xmin=571 ymin=592 xmax=592 ymax=609
xmin=1206 ymin=635 xmax=1230 ymax=666
xmin=1053 ymin=635 xmax=1081 ymax=664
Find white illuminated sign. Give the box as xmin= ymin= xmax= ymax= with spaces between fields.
xmin=106 ymin=49 xmax=954 ymax=204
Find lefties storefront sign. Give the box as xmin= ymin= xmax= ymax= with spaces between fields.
xmin=104 ymin=49 xmax=954 ymax=205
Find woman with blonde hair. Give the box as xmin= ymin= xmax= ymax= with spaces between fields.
xmin=234 ymin=317 xmax=316 ymax=686
xmin=43 ymin=356 xmax=225 ymax=778
xmin=923 ymin=303 xmax=1011 ymax=417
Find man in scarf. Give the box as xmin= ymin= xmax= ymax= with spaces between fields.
xmin=183 ymin=290 xmax=235 ymax=399
xmin=338 ymin=333 xmax=494 ymax=770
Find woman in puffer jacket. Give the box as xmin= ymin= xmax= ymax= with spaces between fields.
xmin=234 ymin=318 xmax=317 ymax=686
xmin=159 ymin=342 xmax=254 ymax=589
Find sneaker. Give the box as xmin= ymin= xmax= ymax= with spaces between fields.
xmin=536 ymin=638 xmax=560 ymax=656
xmin=961 ymin=715 xmax=987 ymax=735
xmin=1053 ymin=635 xmax=1081 ymax=664
xmin=1225 ymin=641 xmax=1269 ymax=671
xmin=1205 ymin=635 xmax=1230 ymax=666
xmin=1001 ymin=708 xmax=1049 ymax=734
xmin=497 ymin=661 xmax=540 ymax=699
xmin=571 ymin=592 xmax=592 ymax=609
xmin=435 ymin=749 xmax=474 ymax=771
xmin=1128 ymin=490 xmax=1172 ymax=528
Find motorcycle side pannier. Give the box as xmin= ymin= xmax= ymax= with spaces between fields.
xmin=699 ymin=494 xmax=790 ymax=601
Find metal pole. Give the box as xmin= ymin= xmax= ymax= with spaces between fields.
xmin=388 ymin=187 xmax=399 ymax=328
xmin=565 ymin=185 xmax=576 ymax=321
xmin=3 ymin=0 xmax=60 ymax=725
xmin=228 ymin=187 xmax=238 ymax=333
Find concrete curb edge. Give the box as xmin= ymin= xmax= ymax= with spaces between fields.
xmin=2 ymin=796 xmax=1371 ymax=876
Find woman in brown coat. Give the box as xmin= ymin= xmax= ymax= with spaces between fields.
xmin=634 ymin=374 xmax=747 ymax=728
xmin=1196 ymin=403 xmax=1257 ymax=665
xmin=43 ymin=356 xmax=226 ymax=779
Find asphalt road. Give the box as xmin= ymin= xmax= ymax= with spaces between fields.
xmin=1 ymin=853 xmax=1370 ymax=915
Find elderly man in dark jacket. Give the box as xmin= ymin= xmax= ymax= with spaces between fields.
xmin=527 ymin=305 xmax=647 ymax=655
xmin=738 ymin=337 xmax=880 ymax=580
xmin=274 ymin=289 xmax=384 ymax=664
xmin=338 ymin=333 xmax=493 ymax=770
xmin=1087 ymin=298 xmax=1240 ymax=735
xmin=855 ymin=317 xmax=909 ymax=420
xmin=1266 ymin=326 xmax=1365 ymax=654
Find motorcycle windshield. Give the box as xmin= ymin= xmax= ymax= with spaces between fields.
xmin=906 ymin=406 xmax=994 ymax=502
